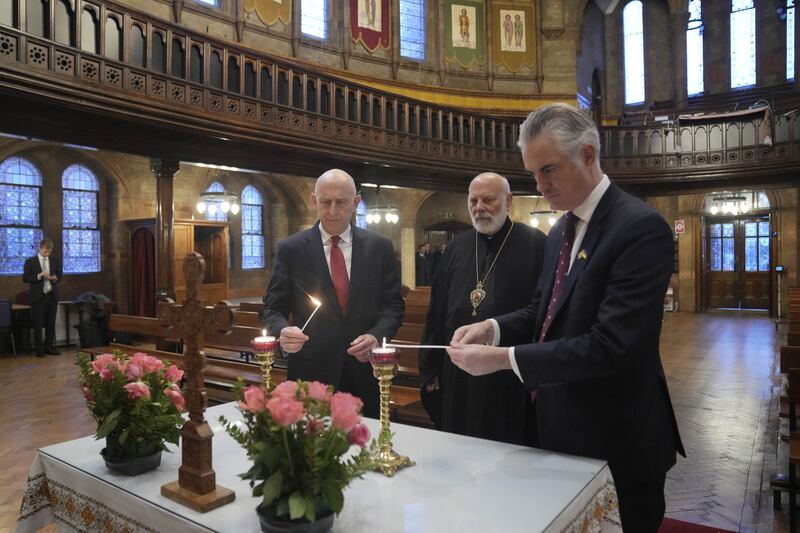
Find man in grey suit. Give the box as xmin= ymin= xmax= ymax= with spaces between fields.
xmin=446 ymin=104 xmax=684 ymax=532
xmin=261 ymin=169 xmax=404 ymax=417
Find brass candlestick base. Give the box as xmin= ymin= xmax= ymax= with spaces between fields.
xmin=254 ymin=349 xmax=276 ymax=390
xmin=369 ymin=350 xmax=414 ymax=477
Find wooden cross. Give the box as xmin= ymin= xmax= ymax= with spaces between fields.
xmin=158 ymin=252 xmax=236 ymax=512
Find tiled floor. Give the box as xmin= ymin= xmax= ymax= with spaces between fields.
xmin=0 ymin=311 xmax=792 ymax=532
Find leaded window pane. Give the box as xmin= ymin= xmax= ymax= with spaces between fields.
xmin=62 ymin=164 xmax=100 ymax=191
xmin=400 ymin=0 xmax=425 ymax=61
xmin=722 ymin=238 xmax=735 ymax=271
xmin=0 ymin=227 xmax=42 ymax=274
xmin=730 ymin=0 xmax=756 ymax=88
xmin=722 ymin=223 xmax=734 ymax=237
xmin=242 ymin=204 xmax=262 ymax=235
xmin=242 ymin=235 xmax=265 ymax=269
xmin=0 ymin=157 xmax=43 ymax=186
xmin=744 ymin=238 xmax=757 ymax=271
xmin=63 ymin=229 xmax=101 ymax=273
xmin=687 ymin=0 xmax=703 ymax=96
xmin=758 ymin=237 xmax=769 ymax=271
xmin=710 ymin=238 xmax=721 ymax=271
xmin=302 ymin=0 xmax=327 ymax=40
xmin=623 ymin=1 xmax=645 ymax=105
xmin=710 ymin=223 xmax=721 ymax=238
xmin=789 ymin=0 xmax=796 ymax=79
xmin=744 ymin=222 xmax=757 ymax=237
xmin=0 ymin=184 xmax=40 ymax=227
xmin=758 ymin=221 xmax=769 ymax=236
xmin=63 ymin=190 xmax=98 ymax=229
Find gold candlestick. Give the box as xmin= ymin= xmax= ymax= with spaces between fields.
xmin=368 ymin=348 xmax=414 ymax=477
xmin=251 ymin=336 xmax=279 ymax=390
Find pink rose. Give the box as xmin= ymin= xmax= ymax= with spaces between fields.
xmin=126 ymin=364 xmax=143 ymax=381
xmin=164 ymin=385 xmax=185 ymax=412
xmin=272 ymin=381 xmax=298 ymax=399
xmin=140 ymin=355 xmax=163 ymax=373
xmin=99 ymin=366 xmax=116 ymax=381
xmin=165 ymin=364 xmax=184 ymax=383
xmin=330 ymin=392 xmax=363 ymax=432
xmin=306 ymin=381 xmax=330 ymax=402
xmin=82 ymin=386 xmax=93 ymax=402
xmin=348 ymin=423 xmax=371 ymax=448
xmin=123 ymin=381 xmax=151 ymax=400
xmin=266 ymin=396 xmax=305 ymax=427
xmin=129 ymin=353 xmax=148 ymax=368
xmin=91 ymin=353 xmax=115 ymax=374
xmin=239 ymin=386 xmax=266 ymax=413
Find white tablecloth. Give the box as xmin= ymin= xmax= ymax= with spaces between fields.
xmin=17 ymin=403 xmax=621 ymax=532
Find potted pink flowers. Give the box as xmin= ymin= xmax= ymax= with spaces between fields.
xmin=76 ymin=351 xmax=186 ymax=475
xmin=221 ymin=380 xmax=372 ymax=533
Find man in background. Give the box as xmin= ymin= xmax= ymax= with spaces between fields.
xmin=23 ymin=238 xmax=61 ymax=358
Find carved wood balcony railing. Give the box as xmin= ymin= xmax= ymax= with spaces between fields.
xmin=599 ymin=112 xmax=800 ymax=193
xmin=0 ymin=0 xmax=525 ymax=188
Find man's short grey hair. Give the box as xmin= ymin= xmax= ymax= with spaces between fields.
xmin=517 ymin=103 xmax=600 ymax=162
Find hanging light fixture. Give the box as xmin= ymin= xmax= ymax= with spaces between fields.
xmin=196 ymin=189 xmax=241 ymax=215
xmin=366 ymin=206 xmax=399 ymax=224
xmin=529 ymin=197 xmax=560 ymax=228
xmin=706 ymin=192 xmax=752 ymax=216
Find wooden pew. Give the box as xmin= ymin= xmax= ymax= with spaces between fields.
xmin=238 ymin=302 xmax=264 ymax=313
xmin=102 ymin=313 xmax=422 ymax=414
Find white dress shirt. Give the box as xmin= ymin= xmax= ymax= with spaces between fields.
xmin=319 ymin=224 xmax=353 ymax=278
xmin=38 ymin=253 xmax=52 ymax=293
xmin=494 ymin=175 xmax=611 ymax=380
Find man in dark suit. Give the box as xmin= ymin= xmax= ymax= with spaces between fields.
xmin=446 ymin=104 xmax=684 ymax=532
xmin=23 ymin=238 xmax=62 ymax=357
xmin=261 ymin=169 xmax=404 ymax=417
xmin=415 ymin=245 xmax=429 ymax=287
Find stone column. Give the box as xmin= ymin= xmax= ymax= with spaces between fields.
xmin=151 ymin=158 xmax=180 ymax=300
xmin=400 ymin=227 xmax=416 ymax=289
xmin=670 ymin=10 xmax=689 ymax=109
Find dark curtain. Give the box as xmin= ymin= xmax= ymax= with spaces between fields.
xmin=131 ymin=228 xmax=155 ymax=317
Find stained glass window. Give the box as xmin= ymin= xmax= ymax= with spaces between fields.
xmin=301 ymin=0 xmax=327 ymax=40
xmin=0 ymin=157 xmax=43 ymax=275
xmin=709 ymin=222 xmax=735 ymax=272
xmin=62 ymin=164 xmax=100 ymax=273
xmin=730 ymin=0 xmax=756 ymax=88
xmin=687 ymin=0 xmax=704 ymax=96
xmin=355 ymin=200 xmax=367 ymax=229
xmin=623 ymin=1 xmax=645 ymax=105
xmin=205 ymin=181 xmax=228 ymax=222
xmin=788 ymin=0 xmax=795 ymax=80
xmin=400 ymin=0 xmax=425 ymax=61
xmin=241 ymin=185 xmax=264 ymax=269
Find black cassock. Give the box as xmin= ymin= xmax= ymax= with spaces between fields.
xmin=419 ymin=217 xmax=546 ymax=445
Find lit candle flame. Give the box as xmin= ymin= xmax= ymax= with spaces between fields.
xmin=310 ymin=296 xmax=321 ymax=307
xmin=262 ymin=329 xmax=267 ymax=337
xmin=382 ymin=337 xmax=387 ymax=349
xmin=300 ymin=295 xmax=323 ymax=332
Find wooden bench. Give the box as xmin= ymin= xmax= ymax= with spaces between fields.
xmin=238 ymin=301 xmax=265 ymax=313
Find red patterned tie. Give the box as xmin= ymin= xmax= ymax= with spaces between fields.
xmin=539 ymin=212 xmax=578 ymax=342
xmin=330 ymin=236 xmax=349 ymax=313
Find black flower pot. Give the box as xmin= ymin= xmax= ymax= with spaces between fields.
xmin=101 ymin=448 xmax=162 ymax=476
xmin=256 ymin=507 xmax=334 ymax=533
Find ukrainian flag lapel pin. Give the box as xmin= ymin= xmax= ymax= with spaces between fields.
xmin=578 ymin=249 xmax=588 ymax=261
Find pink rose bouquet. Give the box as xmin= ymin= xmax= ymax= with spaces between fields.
xmin=221 ymin=380 xmax=373 ymax=524
xmin=76 ymin=350 xmax=186 ymax=459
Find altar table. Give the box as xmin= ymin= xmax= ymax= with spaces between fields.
xmin=17 ymin=403 xmax=620 ymax=532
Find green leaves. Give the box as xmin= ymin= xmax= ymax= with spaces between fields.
xmin=262 ymin=471 xmax=283 ymax=506
xmin=321 ymin=481 xmax=344 ymax=513
xmin=288 ymin=491 xmax=306 ymax=520
xmin=95 ymin=408 xmax=121 ymax=439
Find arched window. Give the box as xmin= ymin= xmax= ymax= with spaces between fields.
xmin=205 ymin=181 xmax=228 ymax=221
xmin=622 ymin=1 xmax=645 ymax=105
xmin=400 ymin=0 xmax=425 ymax=61
xmin=301 ymin=0 xmax=327 ymax=40
xmin=0 ymin=157 xmax=43 ymax=275
xmin=686 ymin=0 xmax=703 ymax=96
xmin=355 ymin=200 xmax=367 ymax=229
xmin=241 ymin=185 xmax=264 ymax=269
xmin=62 ymin=164 xmax=101 ymax=273
xmin=788 ymin=0 xmax=795 ymax=80
xmin=730 ymin=0 xmax=755 ymax=88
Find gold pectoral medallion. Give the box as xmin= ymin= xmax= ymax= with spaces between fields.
xmin=470 ymin=281 xmax=486 ymax=316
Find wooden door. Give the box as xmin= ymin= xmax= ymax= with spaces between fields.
xmin=705 ymin=218 xmax=770 ymax=310
xmin=173 ymin=223 xmax=193 ymax=302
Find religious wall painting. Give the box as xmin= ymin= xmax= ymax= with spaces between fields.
xmin=492 ymin=3 xmax=535 ymax=73
xmin=244 ymin=0 xmax=291 ymax=29
xmin=350 ymin=0 xmax=390 ymax=52
xmin=444 ymin=0 xmax=486 ymax=69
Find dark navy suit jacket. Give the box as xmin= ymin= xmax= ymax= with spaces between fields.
xmin=496 ymin=183 xmax=685 ymax=487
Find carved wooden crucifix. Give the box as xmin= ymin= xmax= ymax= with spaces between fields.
xmin=158 ymin=252 xmax=236 ymax=512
